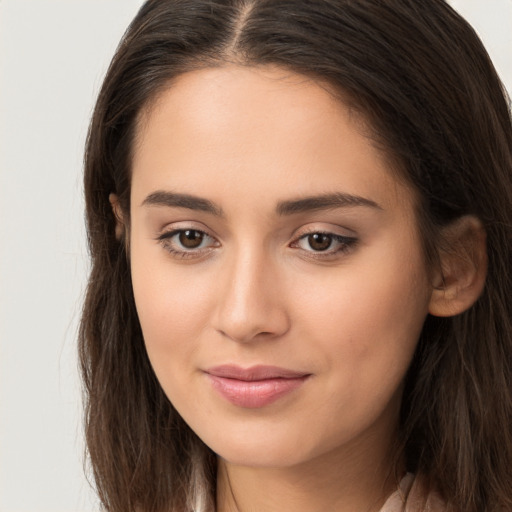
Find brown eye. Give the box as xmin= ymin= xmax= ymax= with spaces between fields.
xmin=293 ymin=231 xmax=357 ymax=257
xmin=307 ymin=233 xmax=332 ymax=251
xmin=178 ymin=230 xmax=204 ymax=249
xmin=157 ymin=228 xmax=218 ymax=258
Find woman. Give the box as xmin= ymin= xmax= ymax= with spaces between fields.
xmin=79 ymin=1 xmax=512 ymax=511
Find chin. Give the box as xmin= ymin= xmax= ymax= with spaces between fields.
xmin=195 ymin=421 xmax=333 ymax=469
xmin=217 ymin=445 xmax=309 ymax=469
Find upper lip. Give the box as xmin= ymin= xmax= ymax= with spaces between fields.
xmin=205 ymin=365 xmax=310 ymax=381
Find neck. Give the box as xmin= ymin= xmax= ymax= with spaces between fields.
xmin=216 ymin=429 xmax=403 ymax=512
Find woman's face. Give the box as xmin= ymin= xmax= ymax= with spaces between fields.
xmin=128 ymin=65 xmax=434 ymax=468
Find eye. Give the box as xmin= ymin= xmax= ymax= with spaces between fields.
xmin=303 ymin=233 xmax=334 ymax=251
xmin=176 ymin=229 xmax=207 ymax=249
xmin=157 ymin=228 xmax=219 ymax=258
xmin=292 ymin=231 xmax=357 ymax=256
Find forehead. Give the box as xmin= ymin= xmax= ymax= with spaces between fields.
xmin=138 ymin=64 xmax=344 ymax=131
xmin=131 ymin=65 xmax=414 ymax=214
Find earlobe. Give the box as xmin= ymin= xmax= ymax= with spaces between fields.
xmin=428 ymin=216 xmax=487 ymax=317
xmin=109 ymin=193 xmax=125 ymax=240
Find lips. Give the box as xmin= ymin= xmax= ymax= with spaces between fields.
xmin=205 ymin=365 xmax=310 ymax=408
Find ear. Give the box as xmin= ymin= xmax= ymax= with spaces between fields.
xmin=428 ymin=216 xmax=487 ymax=317
xmin=109 ymin=193 xmax=125 ymax=240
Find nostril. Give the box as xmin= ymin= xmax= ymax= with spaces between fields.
xmin=212 ymin=265 xmax=291 ymax=343
xmin=216 ymin=326 xmax=285 ymax=344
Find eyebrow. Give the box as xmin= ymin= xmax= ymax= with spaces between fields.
xmin=276 ymin=193 xmax=382 ymax=215
xmin=141 ymin=190 xmax=381 ymax=217
xmin=141 ymin=191 xmax=224 ymax=216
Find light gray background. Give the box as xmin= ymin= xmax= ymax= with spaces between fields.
xmin=0 ymin=1 xmax=510 ymax=511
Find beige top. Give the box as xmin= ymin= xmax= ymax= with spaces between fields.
xmin=191 ymin=472 xmax=445 ymax=512
xmin=380 ymin=474 xmax=446 ymax=512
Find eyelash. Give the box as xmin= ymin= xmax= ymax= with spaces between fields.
xmin=156 ymin=228 xmax=358 ymax=260
xmin=291 ymin=231 xmax=358 ymax=259
xmin=156 ymin=229 xmax=219 ymax=259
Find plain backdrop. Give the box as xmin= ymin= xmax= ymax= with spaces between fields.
xmin=0 ymin=1 xmax=510 ymax=511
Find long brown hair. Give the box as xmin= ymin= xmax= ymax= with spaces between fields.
xmin=80 ymin=1 xmax=512 ymax=511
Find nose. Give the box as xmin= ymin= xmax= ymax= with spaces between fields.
xmin=212 ymin=247 xmax=290 ymax=343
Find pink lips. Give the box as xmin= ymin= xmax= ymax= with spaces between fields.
xmin=205 ymin=365 xmax=310 ymax=408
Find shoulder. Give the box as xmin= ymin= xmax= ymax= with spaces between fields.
xmin=380 ymin=473 xmax=447 ymax=512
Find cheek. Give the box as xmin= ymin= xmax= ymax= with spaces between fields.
xmin=292 ymin=241 xmax=431 ymax=386
xmin=129 ymin=240 xmax=216 ymax=371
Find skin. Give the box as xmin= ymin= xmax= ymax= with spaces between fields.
xmin=125 ymin=65 xmax=447 ymax=511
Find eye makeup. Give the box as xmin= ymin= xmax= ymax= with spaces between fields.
xmin=155 ymin=224 xmax=358 ymax=262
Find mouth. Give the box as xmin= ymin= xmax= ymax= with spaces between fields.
xmin=204 ymin=365 xmax=311 ymax=408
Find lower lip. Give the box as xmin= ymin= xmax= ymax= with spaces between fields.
xmin=207 ymin=375 xmax=309 ymax=408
